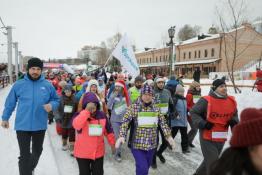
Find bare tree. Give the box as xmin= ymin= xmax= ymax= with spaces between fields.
xmin=178 ymin=24 xmax=202 ymax=41
xmin=106 ymin=32 xmax=122 ymax=51
xmin=96 ymin=41 xmax=109 ymax=65
xmin=217 ymin=0 xmax=259 ymax=93
xmin=106 ymin=32 xmax=122 ymax=72
xmin=208 ymin=25 xmax=220 ymax=34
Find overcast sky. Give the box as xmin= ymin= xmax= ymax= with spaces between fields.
xmin=0 ymin=0 xmax=261 ymax=61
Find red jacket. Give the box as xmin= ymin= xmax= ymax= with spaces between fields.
xmin=73 ymin=110 xmax=115 ymax=160
xmin=186 ymin=93 xmax=194 ymax=111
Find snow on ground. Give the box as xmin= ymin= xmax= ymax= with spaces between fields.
xmin=183 ymin=78 xmax=256 ymax=86
xmin=1 ymin=81 xmax=262 ymax=175
xmin=0 ymin=86 xmax=59 ymax=175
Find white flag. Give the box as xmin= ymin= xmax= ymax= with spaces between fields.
xmin=112 ymin=34 xmax=140 ymax=77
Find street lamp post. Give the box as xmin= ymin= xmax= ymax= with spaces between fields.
xmin=167 ymin=26 xmax=176 ymax=77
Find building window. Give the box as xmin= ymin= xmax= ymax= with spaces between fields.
xmin=211 ymin=48 xmax=215 ymax=57
xmin=189 ymin=52 xmax=191 ymax=59
xmin=205 ymin=49 xmax=208 ymax=57
xmin=160 ymin=56 xmax=162 ymax=62
xmin=150 ymin=57 xmax=151 ymax=62
xmin=156 ymin=56 xmax=158 ymax=62
xmin=183 ymin=52 xmax=186 ymax=59
xmin=198 ymin=50 xmax=201 ymax=58
xmin=195 ymin=51 xmax=197 ymax=58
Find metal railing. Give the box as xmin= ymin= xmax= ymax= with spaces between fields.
xmin=0 ymin=75 xmax=16 ymax=88
xmin=238 ymin=59 xmax=260 ymax=72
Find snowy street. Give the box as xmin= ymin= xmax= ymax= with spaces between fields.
xmin=1 ymin=83 xmax=262 ymax=175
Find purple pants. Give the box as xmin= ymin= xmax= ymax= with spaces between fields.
xmin=131 ymin=148 xmax=155 ymax=175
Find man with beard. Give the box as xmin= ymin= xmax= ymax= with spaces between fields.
xmin=129 ymin=75 xmax=144 ymax=104
xmin=1 ymin=57 xmax=60 ymax=175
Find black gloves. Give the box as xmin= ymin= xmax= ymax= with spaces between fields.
xmin=205 ymin=122 xmax=214 ymax=130
xmin=227 ymin=120 xmax=238 ymax=128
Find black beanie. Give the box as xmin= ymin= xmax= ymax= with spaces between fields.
xmin=27 ymin=57 xmax=43 ymax=70
xmin=135 ymin=76 xmax=144 ymax=83
xmin=212 ymin=79 xmax=226 ymax=91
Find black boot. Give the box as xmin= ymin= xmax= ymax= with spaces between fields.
xmin=182 ymin=149 xmax=190 ymax=154
xmin=189 ymin=143 xmax=195 ymax=148
xmin=157 ymin=152 xmax=166 ymax=163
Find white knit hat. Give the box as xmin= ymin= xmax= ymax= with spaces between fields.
xmin=155 ymin=77 xmax=165 ymax=83
xmin=86 ymin=79 xmax=99 ymax=92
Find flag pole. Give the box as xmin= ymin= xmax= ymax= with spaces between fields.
xmin=103 ymin=54 xmax=113 ymax=69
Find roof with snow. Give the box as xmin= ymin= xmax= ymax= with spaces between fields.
xmin=179 ymin=34 xmax=220 ymax=46
xmin=135 ymin=46 xmax=171 ymax=54
xmin=179 ymin=22 xmax=262 ymax=46
xmin=174 ymin=58 xmax=220 ymax=66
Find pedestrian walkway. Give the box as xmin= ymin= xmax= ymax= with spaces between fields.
xmin=48 ymin=120 xmax=200 ymax=175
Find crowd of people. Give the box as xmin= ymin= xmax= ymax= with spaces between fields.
xmin=1 ymin=57 xmax=262 ymax=175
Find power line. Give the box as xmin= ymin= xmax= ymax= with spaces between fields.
xmin=0 ymin=16 xmax=6 ymax=28
xmin=0 ymin=17 xmax=7 ymax=36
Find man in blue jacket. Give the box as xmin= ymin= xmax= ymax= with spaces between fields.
xmin=1 ymin=57 xmax=60 ymax=175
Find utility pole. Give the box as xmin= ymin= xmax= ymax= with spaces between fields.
xmin=19 ymin=51 xmax=23 ymax=72
xmin=6 ymin=26 xmax=13 ymax=83
xmin=13 ymin=42 xmax=18 ymax=80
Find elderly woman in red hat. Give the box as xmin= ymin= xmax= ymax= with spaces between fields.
xmin=211 ymin=108 xmax=262 ymax=175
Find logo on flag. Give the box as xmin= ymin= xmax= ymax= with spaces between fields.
xmin=112 ymin=34 xmax=140 ymax=77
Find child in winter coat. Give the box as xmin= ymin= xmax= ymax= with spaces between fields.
xmin=78 ymin=79 xmax=108 ymax=114
xmin=57 ymin=84 xmax=78 ymax=154
xmin=108 ymin=80 xmax=130 ymax=162
xmin=170 ymin=84 xmax=190 ymax=154
xmin=73 ymin=92 xmax=115 ymax=175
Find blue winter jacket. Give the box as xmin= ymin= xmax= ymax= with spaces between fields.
xmin=1 ymin=74 xmax=60 ymax=131
xmin=170 ymin=95 xmax=188 ymax=127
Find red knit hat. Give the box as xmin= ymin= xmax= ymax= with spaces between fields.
xmin=230 ymin=108 xmax=262 ymax=148
xmin=115 ymin=80 xmax=130 ymax=107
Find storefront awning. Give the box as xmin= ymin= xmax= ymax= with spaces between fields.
xmin=139 ymin=62 xmax=168 ymax=68
xmin=174 ymin=58 xmax=220 ymax=66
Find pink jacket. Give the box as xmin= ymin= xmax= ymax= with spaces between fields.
xmin=73 ymin=110 xmax=115 ymax=160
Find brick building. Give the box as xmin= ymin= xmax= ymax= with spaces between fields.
xmin=175 ymin=23 xmax=262 ymax=78
xmin=136 ymin=22 xmax=262 ymax=78
xmin=135 ymin=47 xmax=173 ymax=76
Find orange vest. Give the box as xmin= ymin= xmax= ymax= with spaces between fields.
xmin=203 ymin=95 xmax=237 ymax=142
